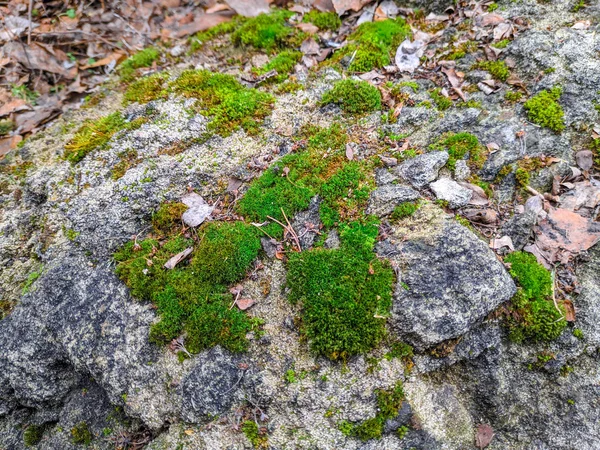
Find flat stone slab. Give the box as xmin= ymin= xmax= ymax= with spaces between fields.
xmin=395 ymin=151 xmax=448 ymax=188
xmin=366 ymin=184 xmax=420 ymax=216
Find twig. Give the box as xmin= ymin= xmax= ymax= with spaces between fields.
xmin=280 ymin=207 xmax=302 ymax=251
xmin=251 ymin=223 xmax=276 ymax=241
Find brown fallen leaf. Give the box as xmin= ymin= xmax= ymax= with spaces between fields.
xmin=175 ymin=13 xmax=232 ymax=38
xmin=4 ymin=42 xmax=77 ymax=79
xmin=458 ymin=182 xmax=489 ymax=206
xmin=225 ymin=0 xmax=270 ymax=17
xmin=0 ymin=99 xmax=31 ymax=117
xmin=562 ymin=299 xmax=576 ymax=322
xmin=301 ymin=37 xmax=320 ymax=55
xmin=332 ymin=0 xmax=374 ymax=15
xmin=0 ymin=135 xmax=23 ymax=158
xmin=463 ymin=208 xmax=498 ymax=224
xmin=380 ymin=155 xmax=397 ymax=167
xmin=479 ymin=13 xmax=505 ymax=27
xmin=236 ymin=298 xmax=255 ymax=310
xmin=163 ymin=247 xmax=193 ymax=269
xmin=475 ymin=423 xmax=494 ymax=449
xmin=296 ymin=23 xmax=319 ymax=34
xmin=345 ymin=144 xmax=354 ymax=160
xmin=80 ymin=52 xmax=125 ymax=70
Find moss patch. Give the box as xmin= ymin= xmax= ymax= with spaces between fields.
xmin=303 ymin=10 xmax=341 ymax=31
xmin=429 ymin=88 xmax=452 ymax=111
xmin=23 ymin=425 xmax=44 ymax=446
xmin=321 ymin=79 xmax=382 ymax=114
xmin=242 ymin=420 xmax=268 ymax=448
xmin=253 ymin=50 xmax=302 ymax=83
xmin=237 ymin=124 xmax=373 ymax=234
xmin=0 ymin=119 xmax=14 ymax=136
xmin=390 ymin=201 xmax=420 ymax=221
xmin=287 ymin=219 xmax=394 ymax=360
xmin=151 ymin=201 xmax=188 ymax=236
xmin=504 ymin=251 xmax=566 ymax=342
xmin=115 ymin=220 xmax=262 ymax=353
xmin=430 ymin=132 xmax=486 ymax=172
xmin=473 ymin=60 xmax=510 ymax=82
xmin=118 ymin=47 xmax=160 ymax=82
xmin=123 ymin=72 xmax=169 ymax=105
xmin=171 ymin=70 xmax=274 ymax=136
xmin=71 ymin=422 xmax=92 ymax=445
xmin=64 ymin=112 xmax=146 ymax=164
xmin=523 ymin=87 xmax=565 ymax=133
xmin=332 ymin=19 xmax=411 ymax=72
xmin=190 ymin=17 xmax=245 ymax=52
xmin=231 ymin=10 xmax=298 ymax=53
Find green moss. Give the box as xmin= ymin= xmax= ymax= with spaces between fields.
xmin=242 ymin=420 xmax=267 ymax=448
xmin=275 ymin=80 xmax=303 ymax=94
xmin=111 ymin=148 xmax=140 ymax=180
xmin=504 ymin=90 xmax=522 ymax=102
xmin=340 ymin=381 xmax=405 ymax=441
xmin=71 ymin=422 xmax=92 ymax=445
xmin=504 ymin=251 xmax=566 ymax=342
xmin=429 ymin=88 xmax=452 ymax=111
xmin=23 ymin=425 xmax=44 ymax=446
xmin=492 ymin=39 xmax=510 ymax=49
xmin=523 ymin=87 xmax=565 ymax=132
xmin=64 ymin=112 xmax=146 ymax=164
xmin=118 ymin=47 xmax=160 ymax=82
xmin=333 ymin=19 xmax=411 ymax=72
xmin=231 ymin=10 xmax=296 ymax=52
xmin=321 ymin=79 xmax=382 ymax=114
xmin=431 ymin=132 xmax=485 ymax=172
xmin=115 ymin=221 xmax=261 ymax=353
xmin=22 ymin=268 xmax=43 ymax=295
xmin=390 ymin=201 xmax=420 ymax=221
xmin=254 ymin=50 xmax=302 ymax=83
xmin=0 ymin=119 xmax=14 ymax=136
xmin=395 ymin=81 xmax=419 ymax=93
xmin=123 ymin=73 xmax=169 ymax=105
xmin=287 ymin=219 xmax=394 ymax=360
xmin=151 ymin=201 xmax=188 ymax=236
xmin=303 ymin=10 xmax=341 ymax=30
xmin=515 ymin=168 xmax=530 ymax=188
xmin=171 ymin=70 xmax=274 ymax=136
xmin=446 ymin=41 xmax=477 ymax=60
xmin=190 ymin=17 xmax=245 ymax=52
xmin=573 ymin=328 xmax=584 ymax=340
xmin=488 ymin=2 xmax=499 ymax=11
xmin=473 ymin=60 xmax=510 ymax=82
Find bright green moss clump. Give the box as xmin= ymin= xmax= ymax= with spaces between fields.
xmin=429 ymin=88 xmax=452 ymax=111
xmin=431 ymin=132 xmax=486 ymax=172
xmin=64 ymin=112 xmax=146 ymax=164
xmin=321 ymin=79 xmax=382 ymax=114
xmin=237 ymin=124 xmax=373 ymax=233
xmin=303 ymin=10 xmax=341 ymax=30
xmin=118 ymin=47 xmax=160 ymax=82
xmin=504 ymin=251 xmax=566 ymax=342
xmin=151 ymin=202 xmax=188 ymax=236
xmin=123 ymin=72 xmax=169 ymax=105
xmin=231 ymin=10 xmax=297 ymax=52
xmin=334 ymin=19 xmax=411 ymax=72
xmin=23 ymin=425 xmax=44 ymax=446
xmin=254 ymin=50 xmax=302 ymax=83
xmin=341 ymin=381 xmax=405 ymax=441
xmin=171 ymin=70 xmax=274 ymax=136
xmin=287 ymin=220 xmax=394 ymax=360
xmin=473 ymin=60 xmax=510 ymax=82
xmin=71 ymin=422 xmax=92 ymax=445
xmin=390 ymin=201 xmax=420 ymax=221
xmin=190 ymin=17 xmax=245 ymax=52
xmin=115 ymin=220 xmax=262 ymax=353
xmin=242 ymin=420 xmax=268 ymax=448
xmin=523 ymin=87 xmax=565 ymax=132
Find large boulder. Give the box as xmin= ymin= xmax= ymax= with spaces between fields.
xmin=377 ymin=204 xmax=516 ymax=348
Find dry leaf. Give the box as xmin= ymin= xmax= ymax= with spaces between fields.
xmin=479 ymin=13 xmax=505 ymax=26
xmin=0 ymin=135 xmax=23 ymax=158
xmin=181 ymin=193 xmax=214 ymax=227
xmin=301 ymin=37 xmax=320 ymax=55
xmin=345 ymin=144 xmax=354 ymax=160
xmin=164 ymin=247 xmax=193 ymax=269
xmin=490 ymin=236 xmax=514 ymax=251
xmin=0 ymin=99 xmax=31 ymax=117
xmin=332 ymin=0 xmax=374 ymax=15
xmin=4 ymin=42 xmax=77 ymax=79
xmin=562 ymin=299 xmax=575 ymax=322
xmin=475 ymin=424 xmax=494 ymax=449
xmin=224 ymin=0 xmax=270 ymax=17
xmin=296 ymin=23 xmax=319 ymax=34
xmin=175 ymin=13 xmax=232 ymax=38
xmin=575 ymin=150 xmax=593 ymax=171
xmin=236 ymin=298 xmax=255 ymax=310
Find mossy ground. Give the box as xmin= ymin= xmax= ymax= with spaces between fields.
xmin=390 ymin=201 xmax=420 ymax=221
xmin=253 ymin=50 xmax=302 ymax=83
xmin=473 ymin=60 xmax=510 ymax=82
xmin=523 ymin=87 xmax=565 ymax=132
xmin=71 ymin=422 xmax=92 ymax=445
xmin=64 ymin=112 xmax=146 ymax=164
xmin=321 ymin=79 xmax=382 ymax=115
xmin=287 ymin=220 xmax=395 ymax=360
xmin=23 ymin=425 xmax=44 ymax=446
xmin=430 ymin=132 xmax=486 ymax=172
xmin=118 ymin=47 xmax=160 ymax=82
xmin=123 ymin=72 xmax=169 ymax=105
xmin=242 ymin=420 xmax=268 ymax=448
xmin=0 ymin=119 xmax=14 ymax=136
xmin=504 ymin=251 xmax=566 ymax=342
xmin=115 ymin=220 xmax=262 ymax=354
xmin=429 ymin=88 xmax=452 ymax=111
xmin=171 ymin=70 xmax=274 ymax=135
xmin=231 ymin=10 xmax=299 ymax=53
xmin=303 ymin=10 xmax=341 ymax=31
xmin=331 ymin=19 xmax=411 ymax=72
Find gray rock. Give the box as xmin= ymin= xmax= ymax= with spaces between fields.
xmin=395 ymin=152 xmax=449 ymax=188
xmin=454 ymin=160 xmax=471 ymax=181
xmin=366 ymin=185 xmax=420 ymax=216
xmin=180 ymin=346 xmax=248 ymax=422
xmin=500 ymin=211 xmax=537 ymax=250
xmin=375 ymin=168 xmax=398 ymax=186
xmin=429 ymin=178 xmax=472 ymax=208
xmin=380 ymin=212 xmax=516 ymax=348
xmin=292 ymin=196 xmax=321 ymax=250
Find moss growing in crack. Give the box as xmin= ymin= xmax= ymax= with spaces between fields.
xmin=287 ymin=219 xmax=394 ymax=360
xmin=0 ymin=119 xmax=14 ymax=136
xmin=237 ymin=124 xmax=373 ymax=234
xmin=332 ymin=19 xmax=411 ymax=72
xmin=114 ymin=221 xmax=261 ymax=353
xmin=231 ymin=10 xmax=297 ymax=52
xmin=341 ymin=381 xmax=405 ymax=441
xmin=151 ymin=201 xmax=188 ymax=236
xmin=492 ymin=39 xmax=510 ymax=49
xmin=473 ymin=60 xmax=510 ymax=82
xmin=253 ymin=50 xmax=302 ymax=83
xmin=523 ymin=87 xmax=565 ymax=132
xmin=111 ymin=148 xmax=140 ymax=180
xmin=429 ymin=88 xmax=452 ymax=111
xmin=504 ymin=90 xmax=523 ymax=102
xmin=64 ymin=112 xmax=146 ymax=164
xmin=321 ymin=79 xmax=382 ymax=114
xmin=390 ymin=201 xmax=420 ymax=221
xmin=242 ymin=420 xmax=268 ymax=448
xmin=303 ymin=10 xmax=341 ymax=31
xmin=123 ymin=72 xmax=169 ymax=105
xmin=431 ymin=132 xmax=486 ymax=172
xmin=504 ymin=251 xmax=566 ymax=342
xmin=23 ymin=424 xmax=44 ymax=446
xmin=71 ymin=422 xmax=92 ymax=445
xmin=171 ymin=70 xmax=274 ymax=136
xmin=118 ymin=47 xmax=160 ymax=82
